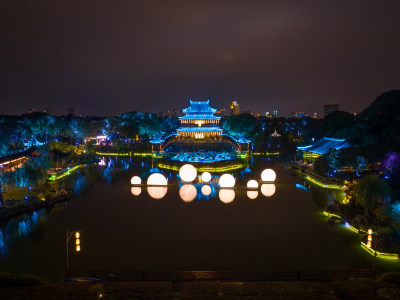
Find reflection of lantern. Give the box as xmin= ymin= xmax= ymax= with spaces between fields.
xmin=367 ymin=241 xmax=371 ymax=248
xmin=131 ymin=187 xmax=142 ymax=196
xmin=131 ymin=176 xmax=141 ymax=185
xmin=179 ymin=164 xmax=197 ymax=182
xmin=201 ymin=185 xmax=212 ymax=196
xmin=147 ymin=186 xmax=168 ymax=199
xmin=179 ymin=184 xmax=197 ymax=202
xmin=247 ymin=190 xmax=258 ymax=199
xmin=201 ymin=172 xmax=212 ymax=183
xmin=247 ymin=180 xmax=259 ymax=189
xmin=368 ymin=235 xmax=372 ymax=242
xmin=261 ymin=169 xmax=276 ymax=182
xmin=219 ymin=189 xmax=235 ymax=203
xmin=219 ymin=174 xmax=235 ymax=188
xmin=368 ymin=229 xmax=372 ymax=235
xmin=147 ymin=173 xmax=168 ymax=186
xmin=261 ymin=184 xmax=276 ymax=197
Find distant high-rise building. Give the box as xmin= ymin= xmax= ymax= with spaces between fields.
xmin=313 ymin=112 xmax=318 ymax=119
xmin=324 ymin=104 xmax=339 ymax=118
xmin=216 ymin=108 xmax=227 ymax=116
xmin=68 ymin=108 xmax=75 ymax=116
xmin=230 ymin=101 xmax=240 ymax=115
xmin=273 ymin=110 xmax=278 ymax=118
xmin=291 ymin=111 xmax=305 ymax=119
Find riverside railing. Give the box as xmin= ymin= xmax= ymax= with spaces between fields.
xmin=66 ymin=269 xmax=374 ymax=282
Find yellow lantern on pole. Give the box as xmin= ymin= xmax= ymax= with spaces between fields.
xmin=368 ymin=235 xmax=372 ymax=242
xmin=368 ymin=229 xmax=372 ymax=235
xmin=367 ymin=241 xmax=371 ymax=248
xmin=76 ymin=245 xmax=81 ymax=252
xmin=75 ymin=232 xmax=80 ymax=239
xmin=76 ymin=239 xmax=80 ymax=245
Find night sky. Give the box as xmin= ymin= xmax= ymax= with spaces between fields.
xmin=1 ymin=1 xmax=400 ymax=117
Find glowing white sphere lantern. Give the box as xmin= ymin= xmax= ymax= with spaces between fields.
xmin=147 ymin=173 xmax=168 ymax=186
xmin=247 ymin=190 xmax=258 ymax=199
xmin=179 ymin=164 xmax=197 ymax=182
xmin=147 ymin=186 xmax=168 ymax=199
xmin=261 ymin=169 xmax=276 ymax=182
xmin=246 ymin=180 xmax=259 ymax=189
xmin=201 ymin=185 xmax=212 ymax=196
xmin=131 ymin=187 xmax=142 ymax=196
xmin=201 ymin=172 xmax=212 ymax=183
xmin=130 ymin=176 xmax=141 ymax=185
xmin=219 ymin=189 xmax=235 ymax=204
xmin=261 ymin=184 xmax=276 ymax=197
xmin=219 ymin=174 xmax=235 ymax=188
xmin=179 ymin=184 xmax=197 ymax=202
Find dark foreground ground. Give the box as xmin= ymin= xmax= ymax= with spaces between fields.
xmin=1 ymin=279 xmax=400 ymax=300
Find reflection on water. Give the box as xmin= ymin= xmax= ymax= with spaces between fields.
xmin=247 ymin=190 xmax=258 ymax=199
xmin=179 ymin=184 xmax=197 ymax=202
xmin=219 ymin=189 xmax=235 ymax=203
xmin=131 ymin=187 xmax=141 ymax=196
xmin=201 ymin=185 xmax=212 ymax=196
xmin=260 ymin=184 xmax=276 ymax=197
xmin=147 ymin=186 xmax=168 ymax=199
xmin=0 ymin=210 xmax=46 ymax=258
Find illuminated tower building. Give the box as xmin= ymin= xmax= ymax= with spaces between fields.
xmin=230 ymin=101 xmax=240 ymax=115
xmin=177 ymin=100 xmax=222 ymax=139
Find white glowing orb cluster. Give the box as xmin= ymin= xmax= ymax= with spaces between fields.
xmin=130 ymin=176 xmax=142 ymax=185
xmin=219 ymin=174 xmax=235 ymax=188
xmin=179 ymin=164 xmax=197 ymax=182
xmin=261 ymin=169 xmax=276 ymax=182
xmin=147 ymin=173 xmax=168 ymax=186
xmin=201 ymin=172 xmax=212 ymax=183
xmin=179 ymin=184 xmax=197 ymax=202
xmin=246 ymin=179 xmax=259 ymax=189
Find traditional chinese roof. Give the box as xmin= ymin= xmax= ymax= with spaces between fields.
xmin=270 ymin=129 xmax=281 ymax=137
xmin=179 ymin=100 xmax=221 ymax=120
xmin=150 ymin=136 xmax=164 ymax=144
xmin=237 ymin=133 xmax=250 ymax=144
xmin=297 ymin=137 xmax=350 ymax=155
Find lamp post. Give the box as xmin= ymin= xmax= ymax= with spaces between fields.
xmin=367 ymin=228 xmax=377 ymax=281
xmin=66 ymin=230 xmax=81 ymax=275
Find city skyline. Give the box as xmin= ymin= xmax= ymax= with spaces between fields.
xmin=1 ymin=1 xmax=399 ymax=117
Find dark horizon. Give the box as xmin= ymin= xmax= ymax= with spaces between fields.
xmin=1 ymin=0 xmax=400 ymax=117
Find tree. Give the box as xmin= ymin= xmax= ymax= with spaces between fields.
xmin=222 ymin=113 xmax=256 ymax=139
xmin=313 ymin=156 xmax=329 ymax=176
xmin=355 ymin=156 xmax=367 ymax=176
xmin=353 ymin=174 xmax=391 ymax=215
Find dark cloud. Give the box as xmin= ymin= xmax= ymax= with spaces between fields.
xmin=0 ymin=0 xmax=399 ymax=116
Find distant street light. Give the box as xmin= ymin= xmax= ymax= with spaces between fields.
xmin=368 ymin=228 xmax=377 ymax=281
xmin=66 ymin=230 xmax=81 ymax=274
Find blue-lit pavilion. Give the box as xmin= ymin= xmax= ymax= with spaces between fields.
xmin=177 ymin=100 xmax=223 ymax=139
xmin=297 ymin=137 xmax=350 ymax=162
